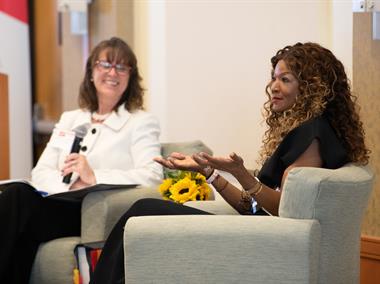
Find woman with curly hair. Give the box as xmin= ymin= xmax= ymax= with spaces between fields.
xmin=90 ymin=42 xmax=369 ymax=284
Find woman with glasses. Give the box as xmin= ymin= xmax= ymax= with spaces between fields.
xmin=0 ymin=37 xmax=162 ymax=283
xmin=90 ymin=42 xmax=370 ymax=284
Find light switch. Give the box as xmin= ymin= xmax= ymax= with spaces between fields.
xmin=353 ymin=0 xmax=366 ymax=12
xmin=353 ymin=0 xmax=380 ymax=12
xmin=373 ymin=12 xmax=380 ymax=40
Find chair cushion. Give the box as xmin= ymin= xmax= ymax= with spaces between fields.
xmin=30 ymin=236 xmax=81 ymax=284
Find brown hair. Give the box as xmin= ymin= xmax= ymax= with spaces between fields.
xmin=261 ymin=42 xmax=369 ymax=165
xmin=78 ymin=37 xmax=144 ymax=112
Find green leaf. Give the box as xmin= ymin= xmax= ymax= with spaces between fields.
xmin=166 ymin=170 xmax=181 ymax=179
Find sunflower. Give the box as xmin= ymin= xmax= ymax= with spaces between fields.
xmin=194 ymin=172 xmax=207 ymax=185
xmin=197 ymin=184 xmax=210 ymax=200
xmin=158 ymin=170 xmax=211 ymax=203
xmin=169 ymin=177 xmax=199 ymax=204
xmin=158 ymin=179 xmax=173 ymax=200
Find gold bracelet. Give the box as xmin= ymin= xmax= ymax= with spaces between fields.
xmin=252 ymin=183 xmax=263 ymax=197
xmin=245 ymin=176 xmax=263 ymax=197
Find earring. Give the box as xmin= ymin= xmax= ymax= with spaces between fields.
xmin=90 ymin=77 xmax=94 ymax=82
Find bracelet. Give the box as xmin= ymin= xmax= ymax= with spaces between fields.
xmin=245 ymin=176 xmax=263 ymax=197
xmin=252 ymin=183 xmax=263 ymax=197
xmin=238 ymin=190 xmax=253 ymax=215
xmin=206 ymin=169 xmax=219 ymax=184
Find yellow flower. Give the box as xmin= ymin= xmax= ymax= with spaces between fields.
xmin=158 ymin=170 xmax=211 ymax=203
xmin=159 ymin=179 xmax=172 ymax=193
xmin=195 ymin=172 xmax=206 ymax=183
xmin=203 ymin=185 xmax=211 ymax=199
xmin=158 ymin=179 xmax=173 ymax=200
xmin=189 ymin=187 xmax=202 ymax=201
xmin=195 ymin=184 xmax=210 ymax=201
xmin=169 ymin=177 xmax=198 ymax=204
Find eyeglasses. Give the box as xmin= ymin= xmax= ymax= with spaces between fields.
xmin=95 ymin=60 xmax=130 ymax=75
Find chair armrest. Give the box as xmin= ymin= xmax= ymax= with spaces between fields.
xmin=124 ymin=215 xmax=321 ymax=284
xmin=81 ymin=186 xmax=160 ymax=242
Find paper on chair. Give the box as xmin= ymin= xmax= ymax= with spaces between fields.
xmin=0 ymin=179 xmax=139 ymax=201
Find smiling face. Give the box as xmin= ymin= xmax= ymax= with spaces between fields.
xmin=269 ymin=59 xmax=300 ymax=112
xmin=92 ymin=49 xmax=130 ymax=107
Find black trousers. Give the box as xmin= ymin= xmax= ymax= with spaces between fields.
xmin=0 ymin=183 xmax=81 ymax=283
xmin=91 ymin=198 xmax=212 ymax=284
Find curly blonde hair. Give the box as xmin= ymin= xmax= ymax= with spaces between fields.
xmin=260 ymin=42 xmax=369 ymax=165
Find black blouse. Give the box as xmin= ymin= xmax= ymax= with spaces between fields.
xmin=257 ymin=115 xmax=348 ymax=189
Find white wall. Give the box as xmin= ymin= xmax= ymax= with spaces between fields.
xmin=0 ymin=12 xmax=32 ymax=178
xmin=138 ymin=0 xmax=352 ymax=170
xmin=332 ymin=0 xmax=353 ymax=81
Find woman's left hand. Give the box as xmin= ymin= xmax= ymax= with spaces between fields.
xmin=193 ymin=152 xmax=246 ymax=175
xmin=61 ymin=153 xmax=96 ymax=189
xmin=154 ymin=152 xmax=203 ymax=172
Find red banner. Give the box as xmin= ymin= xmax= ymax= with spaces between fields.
xmin=0 ymin=0 xmax=28 ymax=24
xmin=0 ymin=0 xmax=32 ymax=177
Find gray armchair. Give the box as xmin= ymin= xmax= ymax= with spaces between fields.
xmin=29 ymin=140 xmax=212 ymax=284
xmin=123 ymin=164 xmax=373 ymax=284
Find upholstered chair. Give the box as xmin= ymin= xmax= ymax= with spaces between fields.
xmin=123 ymin=164 xmax=373 ymax=284
xmin=29 ymin=140 xmax=212 ymax=284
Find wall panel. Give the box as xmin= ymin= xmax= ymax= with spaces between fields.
xmin=33 ymin=0 xmax=62 ymax=120
xmin=0 ymin=73 xmax=10 ymax=179
xmin=353 ymin=13 xmax=380 ymax=237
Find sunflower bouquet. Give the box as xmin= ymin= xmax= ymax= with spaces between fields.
xmin=158 ymin=170 xmax=211 ymax=204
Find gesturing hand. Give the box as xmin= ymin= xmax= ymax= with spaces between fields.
xmin=192 ymin=152 xmax=245 ymax=175
xmin=61 ymin=153 xmax=96 ymax=189
xmin=154 ymin=152 xmax=204 ymax=173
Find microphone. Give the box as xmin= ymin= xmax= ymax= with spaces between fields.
xmin=62 ymin=125 xmax=89 ymax=184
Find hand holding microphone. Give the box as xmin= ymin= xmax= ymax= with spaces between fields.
xmin=62 ymin=153 xmax=96 ymax=188
xmin=62 ymin=125 xmax=90 ymax=184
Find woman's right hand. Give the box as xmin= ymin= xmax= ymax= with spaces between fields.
xmin=62 ymin=153 xmax=96 ymax=189
xmin=154 ymin=152 xmax=204 ymax=173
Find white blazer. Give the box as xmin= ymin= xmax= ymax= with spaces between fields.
xmin=31 ymin=106 xmax=163 ymax=194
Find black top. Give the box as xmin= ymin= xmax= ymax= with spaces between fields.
xmin=257 ymin=114 xmax=348 ymax=189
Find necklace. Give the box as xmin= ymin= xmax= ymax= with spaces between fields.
xmin=91 ymin=112 xmax=111 ymax=123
